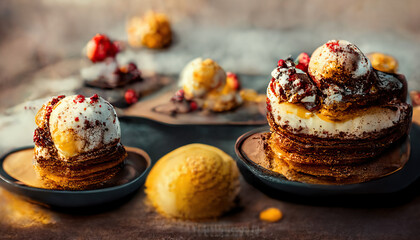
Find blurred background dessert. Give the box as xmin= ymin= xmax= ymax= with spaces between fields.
xmin=179 ymin=57 xmax=242 ymax=112
xmin=33 ymin=94 xmax=127 ymax=190
xmin=1 ymin=0 xmax=419 ymax=114
xmin=145 ymin=143 xmax=240 ymax=219
xmin=81 ymin=33 xmax=143 ymax=88
xmin=127 ymin=11 xmax=172 ymax=49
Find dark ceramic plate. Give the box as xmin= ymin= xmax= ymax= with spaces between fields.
xmin=235 ymin=125 xmax=420 ymax=197
xmin=0 ymin=146 xmax=151 ymax=208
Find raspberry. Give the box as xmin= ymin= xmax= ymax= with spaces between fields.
xmin=189 ymin=101 xmax=198 ymax=111
xmin=227 ymin=72 xmax=240 ymax=90
xmin=171 ymin=89 xmax=185 ymax=102
xmin=86 ymin=34 xmax=119 ymax=63
xmin=296 ymin=52 xmax=310 ymax=73
xmin=90 ymin=94 xmax=99 ymax=104
xmin=277 ymin=59 xmax=286 ymax=67
xmin=125 ymin=89 xmax=138 ymax=104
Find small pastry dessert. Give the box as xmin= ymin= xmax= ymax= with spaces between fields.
xmin=145 ymin=144 xmax=240 ymax=219
xmin=150 ymin=58 xmax=266 ymax=119
xmin=161 ymin=58 xmax=242 ymax=114
xmin=86 ymin=34 xmax=120 ymax=63
xmin=262 ymin=40 xmax=412 ymax=184
xmin=33 ymin=94 xmax=127 ymax=190
xmin=127 ymin=11 xmax=172 ymax=49
xmin=81 ymin=34 xmax=142 ymax=88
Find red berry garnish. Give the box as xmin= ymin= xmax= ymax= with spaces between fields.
xmin=277 ymin=59 xmax=286 ymax=67
xmin=90 ymin=94 xmax=99 ymax=104
xmin=125 ymin=89 xmax=138 ymax=104
xmin=189 ymin=101 xmax=198 ymax=111
xmin=171 ymin=89 xmax=185 ymax=102
xmin=296 ymin=52 xmax=310 ymax=73
xmin=86 ymin=34 xmax=119 ymax=63
xmin=227 ymin=72 xmax=240 ymax=90
xmin=73 ymin=95 xmax=85 ymax=104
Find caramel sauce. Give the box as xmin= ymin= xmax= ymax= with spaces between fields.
xmin=281 ymin=102 xmax=389 ymax=123
xmin=283 ymin=103 xmax=314 ymax=119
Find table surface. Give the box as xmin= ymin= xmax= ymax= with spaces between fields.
xmin=1 ymin=1 xmax=420 ymax=239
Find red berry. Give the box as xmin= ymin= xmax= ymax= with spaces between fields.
xmin=189 ymin=101 xmax=198 ymax=111
xmin=227 ymin=72 xmax=240 ymax=90
xmin=90 ymin=94 xmax=99 ymax=104
xmin=171 ymin=89 xmax=185 ymax=102
xmin=86 ymin=34 xmax=119 ymax=63
xmin=125 ymin=89 xmax=138 ymax=104
xmin=227 ymin=72 xmax=238 ymax=79
xmin=296 ymin=52 xmax=310 ymax=73
xmin=277 ymin=59 xmax=286 ymax=67
xmin=298 ymin=52 xmax=310 ymax=65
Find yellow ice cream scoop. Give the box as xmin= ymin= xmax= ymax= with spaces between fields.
xmin=145 ymin=144 xmax=240 ymax=220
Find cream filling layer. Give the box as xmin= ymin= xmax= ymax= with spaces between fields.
xmin=267 ymin=89 xmax=401 ymax=138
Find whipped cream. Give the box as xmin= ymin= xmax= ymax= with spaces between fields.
xmin=48 ymin=95 xmax=121 ymax=158
xmin=179 ymin=58 xmax=226 ymax=98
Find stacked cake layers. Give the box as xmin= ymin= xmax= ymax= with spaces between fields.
xmin=33 ymin=94 xmax=127 ymax=190
xmin=265 ymin=40 xmax=412 ymax=184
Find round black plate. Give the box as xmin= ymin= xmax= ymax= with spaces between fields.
xmin=0 ymin=146 xmax=151 ymax=208
xmin=235 ymin=126 xmax=420 ymax=197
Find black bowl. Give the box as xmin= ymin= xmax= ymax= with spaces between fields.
xmin=0 ymin=146 xmax=151 ymax=208
xmin=235 ymin=126 xmax=420 ymax=198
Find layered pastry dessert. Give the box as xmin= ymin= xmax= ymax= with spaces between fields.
xmin=146 ymin=144 xmax=240 ymax=219
xmin=81 ymin=34 xmax=142 ymax=88
xmin=263 ymin=40 xmax=412 ymax=184
xmin=127 ymin=11 xmax=172 ymax=49
xmin=153 ymin=58 xmax=244 ymax=115
xmin=33 ymin=94 xmax=127 ymax=190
